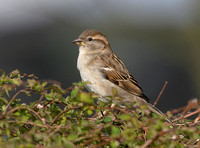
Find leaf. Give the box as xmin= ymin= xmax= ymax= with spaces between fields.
xmin=27 ymin=79 xmax=36 ymax=87
xmin=67 ymin=134 xmax=78 ymax=141
xmin=119 ymin=114 xmax=131 ymax=121
xmin=21 ymin=115 xmax=30 ymax=122
xmin=132 ymin=117 xmax=139 ymax=127
xmin=11 ymin=78 xmax=22 ymax=86
xmin=42 ymin=82 xmax=48 ymax=87
xmin=112 ymin=87 xmax=117 ymax=97
xmin=79 ymin=81 xmax=87 ymax=87
xmin=110 ymin=140 xmax=120 ymax=147
xmin=79 ymin=92 xmax=94 ymax=104
xmin=111 ymin=126 xmax=121 ymax=137
xmin=87 ymin=109 xmax=93 ymax=115
xmin=71 ymin=87 xmax=79 ymax=98
xmin=104 ymin=116 xmax=112 ymax=123
xmin=72 ymin=82 xmax=78 ymax=86
xmin=45 ymin=94 xmax=52 ymax=101
xmin=0 ymin=97 xmax=8 ymax=104
xmin=1 ymin=105 xmax=6 ymax=112
xmin=10 ymin=69 xmax=20 ymax=78
xmin=24 ymin=91 xmax=31 ymax=96
xmin=5 ymin=89 xmax=10 ymax=97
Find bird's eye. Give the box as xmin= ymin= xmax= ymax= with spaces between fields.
xmin=88 ymin=38 xmax=93 ymax=41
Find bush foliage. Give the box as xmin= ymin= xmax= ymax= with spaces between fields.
xmin=0 ymin=70 xmax=199 ymax=147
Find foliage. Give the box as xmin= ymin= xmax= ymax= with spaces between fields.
xmin=0 ymin=70 xmax=199 ymax=148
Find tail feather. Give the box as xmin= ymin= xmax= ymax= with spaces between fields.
xmin=147 ymin=103 xmax=172 ymax=123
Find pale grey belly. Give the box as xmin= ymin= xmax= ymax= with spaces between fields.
xmin=79 ymin=69 xmax=145 ymax=104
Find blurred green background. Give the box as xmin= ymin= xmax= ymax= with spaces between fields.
xmin=0 ymin=1 xmax=199 ymax=111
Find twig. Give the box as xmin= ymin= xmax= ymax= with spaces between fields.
xmin=170 ymin=106 xmax=185 ymax=114
xmin=154 ymin=81 xmax=168 ymax=106
xmin=173 ymin=108 xmax=200 ymax=122
xmin=95 ymin=135 xmax=122 ymax=148
xmin=3 ymin=89 xmax=26 ymax=115
xmin=38 ymin=90 xmax=47 ymax=102
xmin=6 ymin=106 xmax=46 ymax=124
xmin=7 ymin=120 xmax=49 ymax=128
xmin=50 ymin=106 xmax=81 ymax=126
xmin=140 ymin=130 xmax=170 ymax=148
xmin=7 ymin=120 xmax=70 ymax=129
xmin=97 ymin=106 xmax=148 ymax=133
xmin=19 ymin=73 xmax=38 ymax=79
xmin=170 ymin=99 xmax=198 ymax=115
xmin=181 ymin=98 xmax=199 ymax=115
xmin=194 ymin=112 xmax=200 ymax=123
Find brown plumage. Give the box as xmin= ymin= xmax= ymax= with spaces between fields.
xmin=101 ymin=53 xmax=149 ymax=102
xmin=73 ymin=29 xmax=172 ymax=123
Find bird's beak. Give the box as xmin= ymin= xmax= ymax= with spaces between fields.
xmin=72 ymin=38 xmax=85 ymax=46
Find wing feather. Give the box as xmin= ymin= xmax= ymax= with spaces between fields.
xmin=100 ymin=53 xmax=149 ymax=102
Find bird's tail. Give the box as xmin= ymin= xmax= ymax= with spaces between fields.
xmin=147 ymin=103 xmax=172 ymax=123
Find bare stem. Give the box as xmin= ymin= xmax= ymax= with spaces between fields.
xmin=154 ymin=81 xmax=168 ymax=106
xmin=3 ymin=89 xmax=25 ymax=115
xmin=50 ymin=106 xmax=81 ymax=126
xmin=173 ymin=108 xmax=200 ymax=122
xmin=6 ymin=106 xmax=46 ymax=124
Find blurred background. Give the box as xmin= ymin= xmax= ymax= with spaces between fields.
xmin=0 ymin=0 xmax=200 ymax=112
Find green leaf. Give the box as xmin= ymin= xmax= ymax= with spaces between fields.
xmin=110 ymin=140 xmax=120 ymax=147
xmin=71 ymin=87 xmax=79 ymax=98
xmin=1 ymin=105 xmax=6 ymax=111
xmin=132 ymin=117 xmax=139 ymax=127
xmin=104 ymin=116 xmax=112 ymax=123
xmin=112 ymin=87 xmax=117 ymax=97
xmin=111 ymin=126 xmax=121 ymax=137
xmin=79 ymin=81 xmax=87 ymax=86
xmin=5 ymin=89 xmax=10 ymax=97
xmin=87 ymin=109 xmax=93 ymax=115
xmin=67 ymin=134 xmax=78 ymax=141
xmin=79 ymin=92 xmax=94 ymax=104
xmin=27 ymin=79 xmax=36 ymax=87
xmin=119 ymin=114 xmax=131 ymax=121
xmin=24 ymin=91 xmax=31 ymax=96
xmin=10 ymin=69 xmax=20 ymax=78
xmin=45 ymin=94 xmax=52 ymax=101
xmin=0 ymin=97 xmax=8 ymax=104
xmin=14 ymin=112 xmax=21 ymax=116
xmin=11 ymin=78 xmax=22 ymax=86
xmin=42 ymin=82 xmax=48 ymax=87
xmin=21 ymin=115 xmax=30 ymax=122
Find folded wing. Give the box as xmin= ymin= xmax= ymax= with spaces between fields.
xmin=100 ymin=53 xmax=149 ymax=102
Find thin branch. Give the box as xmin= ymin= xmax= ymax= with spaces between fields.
xmin=154 ymin=81 xmax=168 ymax=106
xmin=50 ymin=106 xmax=81 ymax=126
xmin=7 ymin=120 xmax=70 ymax=129
xmin=169 ymin=106 xmax=186 ymax=114
xmin=194 ymin=113 xmax=200 ymax=123
xmin=6 ymin=106 xmax=45 ymax=124
xmin=140 ymin=130 xmax=171 ymax=148
xmin=181 ymin=98 xmax=199 ymax=115
xmin=97 ymin=106 xmax=148 ymax=133
xmin=38 ymin=90 xmax=46 ymax=102
xmin=3 ymin=89 xmax=25 ymax=115
xmin=173 ymin=108 xmax=200 ymax=122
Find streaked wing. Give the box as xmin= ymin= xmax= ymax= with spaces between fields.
xmin=100 ymin=53 xmax=149 ymax=102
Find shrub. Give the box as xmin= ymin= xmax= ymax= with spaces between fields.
xmin=0 ymin=70 xmax=199 ymax=147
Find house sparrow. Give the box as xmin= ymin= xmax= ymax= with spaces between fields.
xmin=73 ymin=29 xmax=172 ymax=123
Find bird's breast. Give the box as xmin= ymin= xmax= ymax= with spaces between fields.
xmin=77 ymin=54 xmax=102 ymax=82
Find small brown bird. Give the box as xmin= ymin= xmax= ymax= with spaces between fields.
xmin=73 ymin=29 xmax=172 ymax=122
